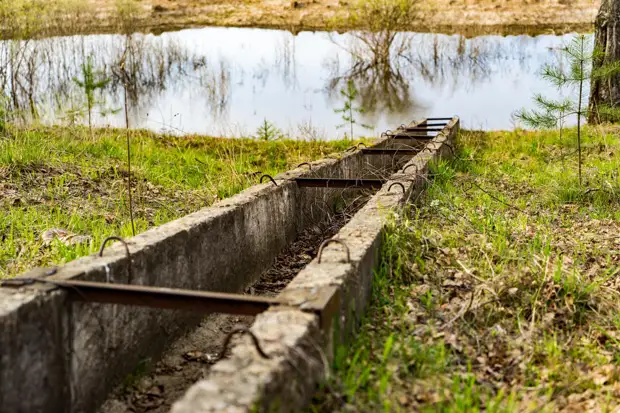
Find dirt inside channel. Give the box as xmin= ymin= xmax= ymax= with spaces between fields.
xmin=99 ymin=194 xmax=370 ymax=413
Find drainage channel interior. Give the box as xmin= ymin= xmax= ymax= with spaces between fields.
xmin=99 ymin=194 xmax=371 ymax=413
xmin=96 ymin=130 xmax=437 ymax=413
xmin=96 ymin=154 xmax=425 ymax=412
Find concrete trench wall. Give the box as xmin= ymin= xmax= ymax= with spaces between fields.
xmin=0 ymin=130 xmax=424 ymax=413
xmin=173 ymin=118 xmax=460 ymax=413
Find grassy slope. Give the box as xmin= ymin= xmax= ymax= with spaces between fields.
xmin=311 ymin=126 xmax=620 ymax=412
xmin=0 ymin=126 xmax=360 ymax=278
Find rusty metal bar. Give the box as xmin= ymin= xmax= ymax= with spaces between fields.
xmin=294 ymin=178 xmax=386 ymax=189
xmin=216 ymin=328 xmax=271 ymax=362
xmin=404 ymin=127 xmax=445 ymax=132
xmin=317 ymin=239 xmax=351 ymax=263
xmin=2 ymin=277 xmax=340 ymax=328
xmin=388 ymin=182 xmax=406 ymax=193
xmin=361 ymin=148 xmax=418 ymax=155
xmin=99 ymin=236 xmax=132 ymax=284
xmin=51 ymin=279 xmax=279 ymax=316
xmin=260 ymin=174 xmax=278 ymax=186
xmin=392 ymin=133 xmax=437 ymax=140
xmin=414 ymin=122 xmax=447 ymax=127
xmin=427 ymin=117 xmax=453 ymax=121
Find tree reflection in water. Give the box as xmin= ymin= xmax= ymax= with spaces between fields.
xmin=0 ymin=27 xmax=571 ymax=135
xmin=325 ymin=31 xmax=512 ymax=127
xmin=0 ymin=33 xmax=230 ymax=131
xmin=326 ymin=31 xmax=423 ymax=127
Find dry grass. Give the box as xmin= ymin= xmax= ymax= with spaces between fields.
xmin=2 ymin=0 xmax=599 ymax=39
xmin=96 ymin=0 xmax=598 ymax=34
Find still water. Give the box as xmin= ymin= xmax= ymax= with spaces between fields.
xmin=1 ymin=27 xmax=583 ymax=138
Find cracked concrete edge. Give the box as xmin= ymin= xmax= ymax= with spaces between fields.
xmin=0 ymin=134 xmax=396 ymax=413
xmin=171 ymin=117 xmax=460 ymax=413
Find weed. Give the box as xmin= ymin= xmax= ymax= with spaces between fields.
xmin=0 ymin=0 xmax=93 ymax=39
xmin=343 ymin=0 xmax=419 ymax=42
xmin=0 ymin=96 xmax=7 ymax=134
xmin=297 ymin=119 xmax=326 ymax=141
xmin=115 ymin=0 xmax=142 ymax=34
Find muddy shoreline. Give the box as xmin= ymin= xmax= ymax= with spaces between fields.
xmin=69 ymin=20 xmax=596 ymax=39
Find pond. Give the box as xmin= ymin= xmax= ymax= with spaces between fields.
xmin=0 ymin=27 xmax=585 ymax=138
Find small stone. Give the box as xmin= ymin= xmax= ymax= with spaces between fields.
xmin=40 ymin=228 xmax=92 ymax=246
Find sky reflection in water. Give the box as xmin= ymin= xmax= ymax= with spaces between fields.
xmin=4 ymin=27 xmax=581 ymax=138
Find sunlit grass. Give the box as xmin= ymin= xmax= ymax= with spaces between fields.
xmin=0 ymin=125 xmax=366 ymax=278
xmin=310 ymin=125 xmax=620 ymax=412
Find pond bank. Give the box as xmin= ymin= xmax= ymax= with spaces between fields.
xmin=108 ymin=0 xmax=597 ymax=38
xmin=4 ymin=0 xmax=598 ymax=39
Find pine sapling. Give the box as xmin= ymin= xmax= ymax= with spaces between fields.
xmin=72 ymin=55 xmax=112 ymax=134
xmin=515 ymin=35 xmax=620 ymax=186
xmin=254 ymin=119 xmax=283 ymax=141
xmin=334 ymin=79 xmax=372 ymax=139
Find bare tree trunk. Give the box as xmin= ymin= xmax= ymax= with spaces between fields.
xmin=589 ymin=0 xmax=620 ymax=123
xmin=578 ymin=58 xmax=583 ymax=185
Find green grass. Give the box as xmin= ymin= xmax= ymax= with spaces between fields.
xmin=310 ymin=125 xmax=620 ymax=412
xmin=0 ymin=125 xmax=364 ymax=278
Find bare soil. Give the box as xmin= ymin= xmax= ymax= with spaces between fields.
xmin=86 ymin=0 xmax=598 ymax=37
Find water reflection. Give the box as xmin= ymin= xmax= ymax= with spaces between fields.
xmin=326 ymin=31 xmax=423 ymax=126
xmin=0 ymin=27 xmax=577 ymax=136
xmin=411 ymin=35 xmax=496 ymax=89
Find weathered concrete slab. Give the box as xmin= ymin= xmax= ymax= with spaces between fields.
xmin=0 ymin=288 xmax=69 ymax=413
xmin=172 ymin=117 xmax=460 ymax=413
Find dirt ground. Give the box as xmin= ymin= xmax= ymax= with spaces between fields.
xmin=91 ymin=0 xmax=598 ymax=36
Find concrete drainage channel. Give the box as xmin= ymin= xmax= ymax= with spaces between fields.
xmin=101 ymin=191 xmax=372 ymax=412
xmin=0 ymin=117 xmax=458 ymax=413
